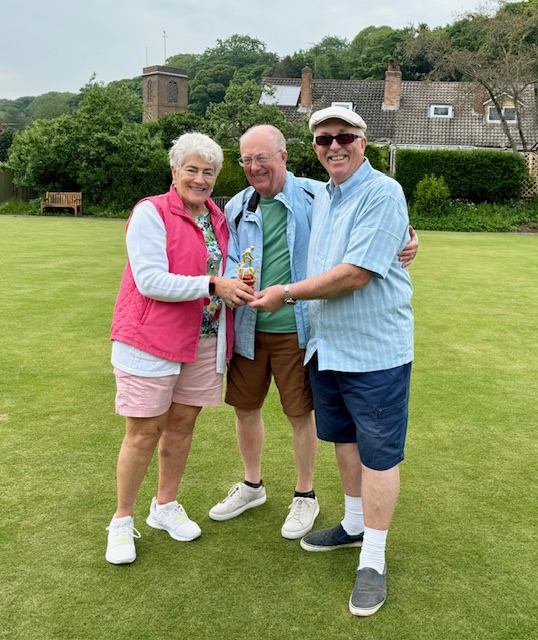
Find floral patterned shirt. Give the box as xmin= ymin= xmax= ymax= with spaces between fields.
xmin=195 ymin=212 xmax=222 ymax=338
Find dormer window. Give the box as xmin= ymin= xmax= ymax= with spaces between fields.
xmin=331 ymin=101 xmax=353 ymax=110
xmin=487 ymin=106 xmax=517 ymax=123
xmin=429 ymin=105 xmax=453 ymax=118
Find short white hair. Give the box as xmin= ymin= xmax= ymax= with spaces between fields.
xmin=169 ymin=132 xmax=224 ymax=175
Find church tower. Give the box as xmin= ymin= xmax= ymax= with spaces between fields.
xmin=142 ymin=66 xmax=188 ymax=122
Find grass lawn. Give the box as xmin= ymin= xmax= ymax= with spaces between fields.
xmin=0 ymin=217 xmax=537 ymax=640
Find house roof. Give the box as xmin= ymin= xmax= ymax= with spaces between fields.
xmin=261 ymin=76 xmax=538 ymax=150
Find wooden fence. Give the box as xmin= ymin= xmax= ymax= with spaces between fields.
xmin=0 ymin=169 xmax=37 ymax=203
xmin=522 ymin=152 xmax=538 ymax=199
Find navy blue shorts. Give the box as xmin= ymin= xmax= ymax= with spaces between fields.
xmin=309 ymin=357 xmax=412 ymax=471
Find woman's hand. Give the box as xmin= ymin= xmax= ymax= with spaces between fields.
xmin=214 ymin=277 xmax=256 ymax=308
xmin=398 ymin=225 xmax=418 ymax=268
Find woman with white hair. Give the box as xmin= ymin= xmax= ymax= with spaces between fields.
xmin=106 ymin=132 xmax=255 ymax=565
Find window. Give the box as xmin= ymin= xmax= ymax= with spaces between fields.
xmin=331 ymin=101 xmax=353 ymax=110
xmin=147 ymin=80 xmax=154 ymax=102
xmin=487 ymin=106 xmax=517 ymax=123
xmin=168 ymin=80 xmax=178 ymax=103
xmin=429 ymin=105 xmax=453 ymax=118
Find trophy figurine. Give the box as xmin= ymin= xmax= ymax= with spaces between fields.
xmin=237 ymin=246 xmax=259 ymax=287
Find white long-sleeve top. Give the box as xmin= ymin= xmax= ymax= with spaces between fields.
xmin=111 ymin=200 xmax=228 ymax=376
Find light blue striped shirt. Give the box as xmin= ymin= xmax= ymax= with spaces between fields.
xmin=305 ymin=159 xmax=414 ymax=372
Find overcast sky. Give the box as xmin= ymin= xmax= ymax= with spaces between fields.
xmin=1 ymin=0 xmax=498 ymax=100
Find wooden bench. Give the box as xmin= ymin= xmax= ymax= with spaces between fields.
xmin=40 ymin=192 xmax=83 ymax=216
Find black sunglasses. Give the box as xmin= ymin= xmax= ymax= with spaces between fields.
xmin=315 ymin=133 xmax=360 ymax=146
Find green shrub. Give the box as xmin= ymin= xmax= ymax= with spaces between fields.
xmin=413 ymin=174 xmax=451 ymax=217
xmin=365 ymin=144 xmax=389 ymax=173
xmin=410 ymin=198 xmax=538 ymax=232
xmin=0 ymin=199 xmax=39 ymax=215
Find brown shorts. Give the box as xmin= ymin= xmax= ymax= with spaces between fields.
xmin=225 ymin=332 xmax=313 ymax=417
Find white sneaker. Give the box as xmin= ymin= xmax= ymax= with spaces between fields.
xmin=146 ymin=498 xmax=201 ymax=541
xmin=209 ymin=482 xmax=266 ymax=521
xmin=105 ymin=515 xmax=141 ymax=565
xmin=281 ymin=496 xmax=320 ymax=540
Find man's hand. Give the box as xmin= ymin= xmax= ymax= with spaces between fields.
xmin=399 ymin=225 xmax=418 ymax=268
xmin=248 ymin=285 xmax=285 ymax=313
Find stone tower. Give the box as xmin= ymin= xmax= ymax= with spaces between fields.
xmin=142 ymin=66 xmax=188 ymax=122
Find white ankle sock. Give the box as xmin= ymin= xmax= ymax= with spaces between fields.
xmin=155 ymin=500 xmax=176 ymax=513
xmin=341 ymin=495 xmax=364 ymax=536
xmin=112 ymin=515 xmax=133 ymax=524
xmin=358 ymin=526 xmax=387 ymax=574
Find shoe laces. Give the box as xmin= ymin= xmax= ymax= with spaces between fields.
xmin=107 ymin=521 xmax=141 ymax=539
xmin=223 ymin=482 xmax=246 ymax=506
xmin=287 ymin=497 xmax=312 ymax=522
xmin=159 ymin=503 xmax=188 ymax=524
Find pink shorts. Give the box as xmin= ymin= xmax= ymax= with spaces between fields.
xmin=114 ymin=337 xmax=223 ymax=418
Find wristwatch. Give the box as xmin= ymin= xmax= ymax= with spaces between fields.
xmin=283 ymin=284 xmax=296 ymax=305
xmin=209 ymin=277 xmax=216 ymax=295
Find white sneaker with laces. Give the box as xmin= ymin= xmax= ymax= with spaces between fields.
xmin=105 ymin=515 xmax=141 ymax=565
xmin=146 ymin=498 xmax=201 ymax=541
xmin=281 ymin=496 xmax=320 ymax=540
xmin=209 ymin=482 xmax=267 ymax=521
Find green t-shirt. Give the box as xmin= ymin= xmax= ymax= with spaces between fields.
xmin=255 ymin=196 xmax=297 ymax=333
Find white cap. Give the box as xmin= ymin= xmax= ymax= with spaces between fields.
xmin=309 ymin=106 xmax=367 ymax=133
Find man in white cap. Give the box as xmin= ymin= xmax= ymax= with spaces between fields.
xmin=209 ymin=125 xmax=417 ymax=540
xmin=249 ymin=107 xmax=414 ymax=616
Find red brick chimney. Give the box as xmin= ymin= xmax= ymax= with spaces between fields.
xmin=382 ymin=58 xmax=401 ymax=110
xmin=299 ymin=66 xmax=313 ymax=111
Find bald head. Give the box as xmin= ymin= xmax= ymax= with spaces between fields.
xmin=239 ymin=125 xmax=288 ymax=197
xmin=240 ymin=125 xmax=286 ymax=152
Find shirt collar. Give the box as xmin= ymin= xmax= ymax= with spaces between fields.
xmin=325 ymin=158 xmax=372 ymax=200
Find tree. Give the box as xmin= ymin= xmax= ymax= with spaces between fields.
xmin=25 ymin=92 xmax=76 ymax=120
xmin=189 ymin=64 xmax=237 ymax=115
xmin=403 ymin=3 xmax=538 ymax=151
xmin=154 ymin=111 xmax=208 ymax=150
xmin=106 ymin=77 xmax=143 ymax=99
xmin=306 ymin=36 xmax=351 ymax=79
xmin=0 ymin=105 xmax=30 ymax=131
xmin=0 ymin=129 xmax=16 ymax=162
xmin=166 ymin=52 xmax=201 ymax=76
xmin=185 ymin=35 xmax=279 ymax=115
xmin=8 ymin=81 xmax=164 ymax=209
xmin=8 ymin=115 xmax=81 ymax=191
xmin=77 ymin=77 xmax=143 ymax=126
xmin=347 ymin=26 xmax=413 ymax=80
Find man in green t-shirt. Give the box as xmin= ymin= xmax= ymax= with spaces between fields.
xmin=209 ymin=125 xmax=418 ymax=540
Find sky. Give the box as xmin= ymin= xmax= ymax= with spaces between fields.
xmin=0 ymin=0 xmax=496 ymax=101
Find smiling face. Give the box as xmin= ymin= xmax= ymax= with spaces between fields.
xmin=239 ymin=127 xmax=288 ymax=198
xmin=171 ymin=155 xmax=217 ymax=216
xmin=312 ymin=119 xmax=367 ymax=186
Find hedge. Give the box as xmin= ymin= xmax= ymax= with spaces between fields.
xmin=213 ymin=148 xmax=248 ymax=197
xmin=394 ymin=148 xmax=528 ymax=204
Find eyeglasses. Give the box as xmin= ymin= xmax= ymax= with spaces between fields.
xmin=238 ymin=150 xmax=283 ymax=167
xmin=314 ymin=133 xmax=360 ymax=147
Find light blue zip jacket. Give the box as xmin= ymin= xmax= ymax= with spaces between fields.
xmin=224 ymin=171 xmax=324 ymax=360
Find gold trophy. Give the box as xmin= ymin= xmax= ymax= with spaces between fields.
xmin=237 ymin=246 xmax=259 ymax=287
